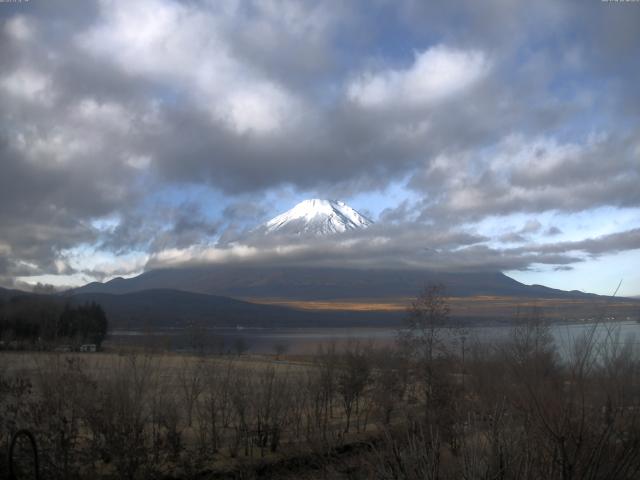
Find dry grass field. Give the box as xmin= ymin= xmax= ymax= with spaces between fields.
xmin=4 ymin=304 xmax=640 ymax=479
xmin=1 ymin=348 xmax=405 ymax=479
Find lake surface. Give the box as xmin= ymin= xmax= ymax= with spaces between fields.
xmin=107 ymin=320 xmax=640 ymax=355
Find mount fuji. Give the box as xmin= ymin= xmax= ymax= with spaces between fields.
xmin=66 ymin=198 xmax=640 ymax=328
xmin=257 ymin=199 xmax=373 ymax=236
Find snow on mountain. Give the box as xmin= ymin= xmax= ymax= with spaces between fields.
xmin=260 ymin=199 xmax=373 ymax=236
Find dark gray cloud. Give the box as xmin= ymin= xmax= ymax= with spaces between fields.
xmin=521 ymin=228 xmax=640 ymax=258
xmin=145 ymin=223 xmax=640 ymax=277
xmin=554 ymin=266 xmax=574 ymax=272
xmin=145 ymin=222 xmax=585 ymax=274
xmin=0 ymin=0 xmax=638 ymax=287
xmin=520 ymin=220 xmax=542 ymax=235
xmin=498 ymin=220 xmax=544 ymax=244
xmin=99 ymin=202 xmax=219 ymax=255
xmin=222 ymin=201 xmax=268 ymax=222
xmin=412 ymin=133 xmax=640 ymax=222
xmin=379 ymin=200 xmax=415 ymax=224
xmin=498 ymin=233 xmax=527 ymax=244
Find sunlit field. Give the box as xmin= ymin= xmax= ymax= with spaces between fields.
xmin=251 ymin=295 xmax=640 ymax=321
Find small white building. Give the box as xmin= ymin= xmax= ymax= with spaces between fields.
xmin=80 ymin=344 xmax=97 ymax=353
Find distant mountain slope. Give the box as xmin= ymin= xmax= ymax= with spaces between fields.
xmin=0 ymin=286 xmax=31 ymax=300
xmin=69 ymin=289 xmax=401 ymax=328
xmin=255 ymin=199 xmax=373 ymax=236
xmin=71 ymin=266 xmax=601 ymax=301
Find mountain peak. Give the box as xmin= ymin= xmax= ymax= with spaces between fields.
xmin=261 ymin=199 xmax=373 ymax=236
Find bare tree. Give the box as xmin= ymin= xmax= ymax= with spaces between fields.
xmin=399 ymin=284 xmax=451 ymax=408
xmin=273 ymin=342 xmax=289 ymax=359
xmin=30 ymin=355 xmax=92 ymax=479
xmin=337 ymin=342 xmax=371 ymax=433
xmin=233 ymin=337 xmax=249 ymax=356
xmin=367 ymin=424 xmax=442 ymax=480
xmin=195 ymin=359 xmax=236 ymax=454
xmin=83 ymin=354 xmax=158 ymax=479
xmin=252 ymin=366 xmax=291 ymax=455
xmin=177 ymin=356 xmax=205 ymax=427
xmin=371 ymin=348 xmax=410 ymax=425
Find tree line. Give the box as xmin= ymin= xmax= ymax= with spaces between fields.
xmin=0 ymin=294 xmax=108 ymax=347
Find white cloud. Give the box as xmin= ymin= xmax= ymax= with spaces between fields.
xmin=9 ymin=98 xmax=134 ymax=166
xmin=348 ymin=45 xmax=490 ymax=109
xmin=149 ymin=243 xmax=263 ymax=267
xmin=4 ymin=15 xmax=34 ymax=42
xmin=1 ymin=68 xmax=53 ymax=104
xmin=63 ymin=245 xmax=149 ymax=280
xmin=71 ymin=99 xmax=132 ymax=133
xmin=225 ymin=83 xmax=299 ymax=134
xmin=125 ymin=154 xmax=152 ymax=170
xmin=0 ymin=242 xmax=11 ymax=256
xmin=415 ymin=131 xmax=639 ymax=219
xmin=78 ymin=0 xmax=303 ymax=134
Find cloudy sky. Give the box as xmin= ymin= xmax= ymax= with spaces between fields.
xmin=1 ymin=0 xmax=639 ymax=296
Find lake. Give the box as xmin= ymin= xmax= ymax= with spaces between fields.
xmin=107 ymin=320 xmax=640 ymax=356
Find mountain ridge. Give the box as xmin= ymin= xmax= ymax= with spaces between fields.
xmin=64 ymin=271 xmax=640 ymax=326
xmin=69 ymin=266 xmax=603 ymax=301
xmin=69 ymin=288 xmax=398 ymax=328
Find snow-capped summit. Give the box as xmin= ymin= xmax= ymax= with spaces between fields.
xmin=260 ymin=199 xmax=373 ymax=236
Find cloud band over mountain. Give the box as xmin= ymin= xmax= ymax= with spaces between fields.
xmin=0 ymin=0 xmax=639 ymax=295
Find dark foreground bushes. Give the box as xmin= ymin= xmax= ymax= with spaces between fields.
xmin=2 ymin=316 xmax=640 ymax=479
